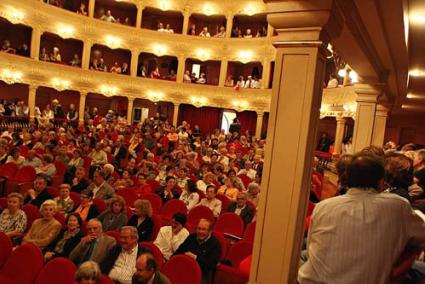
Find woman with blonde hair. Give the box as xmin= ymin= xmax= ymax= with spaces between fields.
xmin=22 ymin=199 xmax=61 ymax=249
xmin=127 ymin=199 xmax=153 ymax=241
xmin=75 ymin=260 xmax=101 ymax=284
xmin=97 ymin=195 xmax=128 ymax=231
xmin=0 ymin=192 xmax=27 ymax=240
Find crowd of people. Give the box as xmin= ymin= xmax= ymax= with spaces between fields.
xmin=1 ymin=39 xmax=30 ymax=57
xmin=183 ymin=71 xmax=208 ymax=84
xmin=225 ymin=75 xmax=261 ymax=89
xmin=0 ymin=98 xmax=263 ymax=283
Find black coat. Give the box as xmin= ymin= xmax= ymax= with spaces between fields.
xmin=45 ymin=229 xmax=83 ymax=257
xmin=71 ymin=179 xmax=90 ymax=194
xmin=226 ymin=202 xmax=254 ymax=226
xmin=127 ymin=215 xmax=153 ymax=242
xmin=24 ymin=189 xmax=52 ymax=208
xmin=100 ymin=244 xmax=150 ymax=275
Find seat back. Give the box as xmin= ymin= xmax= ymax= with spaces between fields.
xmin=22 ymin=204 xmax=41 ymax=230
xmin=0 ymin=243 xmax=43 ymax=284
xmin=96 ymin=274 xmax=114 ymax=284
xmin=0 ymin=198 xmax=7 ymax=211
xmin=141 ymin=193 xmax=163 ymax=214
xmin=160 ymin=199 xmax=187 ymax=224
xmin=118 ymin=188 xmax=138 ymax=208
xmin=214 ymin=212 xmax=244 ymax=238
xmin=151 ymin=214 xmax=162 ymax=241
xmin=213 ymin=231 xmax=227 ymax=260
xmin=145 ymin=180 xmax=160 ymax=191
xmin=225 ymin=241 xmax=253 ymax=267
xmin=0 ymin=163 xmax=18 ymax=179
xmin=187 ymin=205 xmax=215 ymax=229
xmin=237 ymin=174 xmax=252 ymax=188
xmin=13 ymin=166 xmax=36 ymax=183
xmin=92 ymin=198 xmax=107 ymax=213
xmin=216 ymin=194 xmax=231 ymax=213
xmin=140 ymin=241 xmax=164 ymax=269
xmin=54 ymin=212 xmax=67 ymax=229
xmin=243 ymin=221 xmax=256 ymax=243
xmin=47 ymin=187 xmax=59 ymax=198
xmin=105 ymin=231 xmax=120 ymax=243
xmin=34 ymin=257 xmax=76 ymax=284
xmin=69 ymin=192 xmax=81 ymax=207
xmin=54 ymin=160 xmax=66 ymax=177
xmin=162 ymin=255 xmax=202 ymax=284
xmin=0 ymin=232 xmax=12 ymax=269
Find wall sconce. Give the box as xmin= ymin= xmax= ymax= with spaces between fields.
xmin=190 ymin=96 xmax=208 ymax=108
xmin=196 ymin=49 xmax=211 ymax=61
xmin=152 ymin=44 xmax=168 ymax=56
xmin=343 ymin=103 xmax=357 ymax=113
xmin=5 ymin=6 xmax=25 ymax=24
xmin=202 ymin=3 xmax=217 ymax=16
xmin=51 ymin=78 xmax=71 ymax=91
xmin=237 ymin=50 xmax=254 ymax=63
xmin=243 ymin=3 xmax=261 ymax=16
xmin=57 ymin=24 xmax=75 ymax=39
xmin=158 ymin=0 xmax=172 ymax=11
xmin=232 ymin=100 xmax=249 ymax=112
xmin=99 ymin=84 xmax=119 ymax=96
xmin=146 ymin=90 xmax=164 ymax=102
xmin=1 ymin=69 xmax=23 ymax=84
xmin=104 ymin=35 xmax=122 ymax=49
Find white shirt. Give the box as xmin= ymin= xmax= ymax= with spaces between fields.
xmin=108 ymin=246 xmax=138 ymax=284
xmin=237 ymin=168 xmax=257 ymax=180
xmin=179 ymin=192 xmax=200 ymax=210
xmin=154 ymin=226 xmax=189 ymax=260
xmin=196 ymin=198 xmax=222 ymax=217
xmin=92 ymin=182 xmax=105 ymax=198
xmin=298 ymin=188 xmax=425 ymax=284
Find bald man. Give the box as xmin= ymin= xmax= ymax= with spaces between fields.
xmin=132 ymin=252 xmax=170 ymax=284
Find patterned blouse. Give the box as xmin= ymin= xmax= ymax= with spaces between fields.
xmin=0 ymin=209 xmax=27 ymax=234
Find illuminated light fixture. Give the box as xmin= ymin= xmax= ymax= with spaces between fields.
xmin=56 ymin=24 xmax=75 ymax=38
xmin=410 ymin=15 xmax=425 ymax=24
xmin=232 ymin=100 xmax=249 ymax=112
xmin=146 ymin=90 xmax=164 ymax=102
xmin=243 ymin=3 xmax=260 ymax=16
xmin=349 ymin=70 xmax=359 ymax=83
xmin=406 ymin=93 xmax=425 ymax=99
xmin=152 ymin=43 xmax=168 ymax=56
xmin=1 ymin=69 xmax=23 ymax=84
xmin=5 ymin=6 xmax=25 ymax=24
xmin=196 ymin=49 xmax=211 ymax=61
xmin=190 ymin=96 xmax=208 ymax=108
xmin=409 ymin=69 xmax=425 ymax=77
xmin=104 ymin=35 xmax=122 ymax=49
xmin=343 ymin=103 xmax=357 ymax=112
xmin=158 ymin=0 xmax=172 ymax=11
xmin=202 ymin=3 xmax=216 ymax=16
xmin=99 ymin=84 xmax=119 ymax=96
xmin=51 ymin=77 xmax=71 ymax=91
xmin=320 ymin=104 xmax=330 ymax=112
xmin=237 ymin=50 xmax=254 ymax=63
xmin=337 ymin=69 xmax=346 ymax=77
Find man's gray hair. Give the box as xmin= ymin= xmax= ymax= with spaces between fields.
xmin=87 ymin=218 xmax=103 ymax=232
xmin=121 ymin=226 xmax=139 ymax=240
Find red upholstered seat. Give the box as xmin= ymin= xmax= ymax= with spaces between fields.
xmin=151 ymin=214 xmax=162 ymax=241
xmin=213 ymin=231 xmax=227 ymax=260
xmin=34 ymin=257 xmax=76 ymax=284
xmin=160 ymin=199 xmax=187 ymax=225
xmin=162 ymin=255 xmax=202 ymax=284
xmin=141 ymin=193 xmax=163 ymax=214
xmin=225 ymin=241 xmax=253 ymax=267
xmin=214 ymin=264 xmax=249 ymax=284
xmin=140 ymin=241 xmax=164 ymax=269
xmin=214 ymin=212 xmax=245 ymax=238
xmin=54 ymin=212 xmax=67 ymax=229
xmin=0 ymin=198 xmax=7 ymax=211
xmin=5 ymin=165 xmax=36 ymax=194
xmin=96 ymin=274 xmax=114 ymax=284
xmin=52 ymin=161 xmax=66 ymax=187
xmin=0 ymin=233 xmax=12 ymax=269
xmin=70 ymin=192 xmax=81 ymax=207
xmin=0 ymin=163 xmax=18 ymax=179
xmin=47 ymin=187 xmax=59 ymax=198
xmin=22 ymin=204 xmax=41 ymax=231
xmin=118 ymin=188 xmax=138 ymax=208
xmin=145 ymin=180 xmax=160 ymax=191
xmin=187 ymin=205 xmax=215 ymax=230
xmin=0 ymin=243 xmax=43 ymax=284
xmin=216 ymin=194 xmax=231 ymax=214
xmin=237 ymin=174 xmax=252 ymax=188
xmin=243 ymin=221 xmax=256 ymax=243
xmin=106 ymin=231 xmax=120 ymax=243
xmin=92 ymin=198 xmax=107 ymax=213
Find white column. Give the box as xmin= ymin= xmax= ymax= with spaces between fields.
xmin=130 ymin=50 xmax=139 ymax=77
xmin=267 ymin=23 xmax=274 ymax=37
xmin=371 ymin=104 xmax=389 ymax=147
xmin=333 ymin=115 xmax=346 ymax=156
xmin=79 ymin=91 xmax=87 ymax=125
xmin=176 ymin=55 xmax=186 ymax=83
xmin=218 ymin=59 xmax=228 ymax=87
xmin=136 ymin=4 xmax=143 ymax=28
xmin=30 ymin=27 xmax=41 ymax=60
xmin=261 ymin=59 xmax=271 ymax=89
xmin=82 ymin=40 xmax=92 ymax=70
xmin=172 ymin=103 xmax=180 ymax=126
xmin=28 ymin=85 xmax=37 ymax=122
xmin=88 ymin=0 xmax=95 ymax=18
xmin=226 ymin=14 xmax=233 ymax=38
xmin=255 ymin=112 xmax=264 ymax=139
xmin=352 ymin=84 xmax=381 ymax=153
xmin=182 ymin=11 xmax=190 ymax=35
xmin=127 ymin=97 xmax=134 ymax=124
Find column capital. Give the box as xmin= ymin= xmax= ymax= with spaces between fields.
xmin=354 ymin=83 xmax=383 ymax=103
xmin=265 ymin=0 xmax=343 ymax=44
xmin=128 ymin=96 xmax=135 ymax=102
xmin=173 ymin=102 xmax=181 ymax=107
xmin=335 ymin=115 xmax=346 ymax=123
xmin=28 ymin=84 xmax=38 ymax=92
xmin=375 ymin=104 xmax=389 ymax=117
xmin=256 ymin=111 xmax=265 ymax=117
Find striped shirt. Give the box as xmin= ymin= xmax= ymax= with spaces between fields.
xmin=298 ymin=188 xmax=425 ymax=284
xmin=108 ymin=247 xmax=138 ymax=284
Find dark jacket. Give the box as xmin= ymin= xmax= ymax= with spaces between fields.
xmin=132 ymin=271 xmax=171 ymax=284
xmin=73 ymin=204 xmax=99 ymax=222
xmin=127 ymin=215 xmax=154 ymax=242
xmin=100 ymin=244 xmax=150 ymax=275
xmin=174 ymin=233 xmax=221 ymax=275
xmin=24 ymin=189 xmax=52 ymax=208
xmin=155 ymin=187 xmax=181 ymax=204
xmin=71 ymin=179 xmax=89 ymax=194
xmin=45 ymin=229 xmax=83 ymax=257
xmin=226 ymin=202 xmax=254 ymax=226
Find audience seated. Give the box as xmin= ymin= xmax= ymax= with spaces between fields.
xmin=154 ymin=212 xmax=189 ymax=260
xmin=226 ymin=192 xmax=254 ymax=226
xmin=87 ymin=169 xmax=115 ymax=202
xmin=218 ymin=178 xmax=239 ymax=201
xmin=44 ymin=212 xmax=83 ymax=261
xmin=71 ymin=167 xmax=90 ymax=194
xmin=69 ymin=218 xmax=116 ymax=265
xmin=22 ymin=199 xmax=62 ymax=250
xmin=196 ymin=184 xmax=221 ymax=217
xmin=156 ymin=176 xmax=181 ymax=204
xmin=54 ymin=183 xmax=75 ymax=214
xmin=127 ymin=199 xmax=154 ymax=242
xmin=174 ymin=218 xmax=221 ymax=283
xmin=0 ymin=193 xmax=27 ymax=240
xmin=199 ymin=27 xmax=211 ymax=37
xmin=23 ymin=174 xmax=53 ymax=208
xmin=97 ymin=195 xmax=128 ymax=231
xmin=100 ymin=10 xmax=116 ymax=23
xmin=73 ymin=189 xmax=99 ymax=222
xmin=133 ymin=252 xmax=171 ymax=284
xmin=179 ymin=180 xmax=200 ymax=210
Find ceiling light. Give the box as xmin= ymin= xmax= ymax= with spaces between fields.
xmin=237 ymin=50 xmax=254 ymax=63
xmin=196 ymin=49 xmax=211 ymax=61
xmin=337 ymin=69 xmax=346 ymax=77
xmin=104 ymin=35 xmax=122 ymax=49
xmin=202 ymin=3 xmax=216 ymax=16
xmin=99 ymin=85 xmax=119 ymax=96
xmin=152 ymin=43 xmax=168 ymax=56
xmin=57 ymin=24 xmax=75 ymax=38
xmin=190 ymin=96 xmax=208 ymax=108
xmin=410 ymin=15 xmax=425 ymax=24
xmin=232 ymin=100 xmax=249 ymax=112
xmin=409 ymin=69 xmax=425 ymax=77
xmin=243 ymin=3 xmax=261 ymax=16
xmin=146 ymin=90 xmax=164 ymax=102
xmin=51 ymin=78 xmax=71 ymax=91
xmin=158 ymin=0 xmax=172 ymax=11
xmin=5 ymin=7 xmax=25 ymax=24
xmin=1 ymin=69 xmax=23 ymax=84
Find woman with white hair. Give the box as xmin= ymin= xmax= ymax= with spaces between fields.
xmin=50 ymin=46 xmax=61 ymax=62
xmin=22 ymin=199 xmax=61 ymax=249
xmin=75 ymin=261 xmax=101 ymax=284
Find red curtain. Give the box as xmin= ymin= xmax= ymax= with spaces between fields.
xmin=178 ymin=104 xmax=222 ymax=134
xmin=237 ymin=111 xmax=257 ymax=137
xmin=261 ymin=112 xmax=269 ymax=139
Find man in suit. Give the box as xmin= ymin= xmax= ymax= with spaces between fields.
xmin=23 ymin=174 xmax=52 ymax=208
xmin=69 ymin=218 xmax=116 ymax=265
xmin=226 ymin=192 xmax=254 ymax=226
xmin=132 ymin=252 xmax=171 ymax=284
xmin=101 ymin=226 xmax=150 ymax=284
xmin=86 ymin=169 xmax=115 ymax=203
xmin=174 ymin=219 xmax=221 ymax=284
